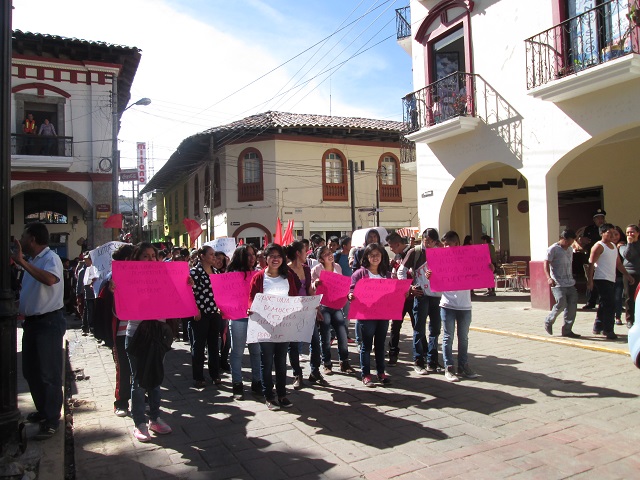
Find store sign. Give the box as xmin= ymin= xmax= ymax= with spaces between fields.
xmin=137 ymin=142 xmax=147 ymax=184
xmin=120 ymin=169 xmax=137 ymax=182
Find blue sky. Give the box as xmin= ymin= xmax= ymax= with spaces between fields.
xmin=13 ymin=0 xmax=413 ymax=171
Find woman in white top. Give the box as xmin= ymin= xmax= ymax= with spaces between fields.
xmin=311 ymin=246 xmax=355 ymax=375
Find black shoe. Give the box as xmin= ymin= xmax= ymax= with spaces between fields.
xmin=220 ymin=362 xmax=231 ymax=373
xmin=278 ymin=397 xmax=293 ymax=409
xmin=308 ymin=371 xmax=329 ymax=386
xmin=193 ymin=380 xmax=207 ymax=389
xmin=544 ymin=323 xmax=553 ymax=336
xmin=562 ymin=331 xmax=581 ymax=338
xmin=388 ymin=355 xmax=398 ymax=366
xmin=592 ymin=329 xmax=602 ymax=335
xmin=34 ymin=423 xmax=56 ymax=441
xmin=605 ymin=332 xmax=618 ymax=340
xmin=426 ymin=363 xmax=444 ymax=374
xmin=582 ymin=305 xmax=596 ymax=310
xmin=26 ymin=412 xmax=44 ymax=423
xmin=232 ymin=383 xmax=244 ymax=400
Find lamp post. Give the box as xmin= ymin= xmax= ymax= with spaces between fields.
xmin=203 ymin=204 xmax=211 ymax=242
xmin=111 ymin=94 xmax=151 ymax=238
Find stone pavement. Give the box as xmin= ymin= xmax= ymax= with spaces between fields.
xmin=19 ymin=291 xmax=640 ymax=479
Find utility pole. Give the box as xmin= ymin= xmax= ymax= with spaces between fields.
xmin=0 ymin=0 xmax=22 ymax=449
xmin=348 ymin=160 xmax=356 ymax=233
xmin=111 ymin=75 xmax=119 ymax=240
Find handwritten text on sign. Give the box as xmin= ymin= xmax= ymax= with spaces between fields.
xmin=89 ymin=241 xmax=126 ymax=295
xmin=204 ymin=237 xmax=237 ymax=259
xmin=112 ymin=261 xmax=198 ymax=320
xmin=349 ymin=278 xmax=412 ymax=320
xmin=247 ymin=294 xmax=322 ymax=343
xmin=315 ymin=270 xmax=351 ymax=310
xmin=210 ymin=271 xmax=256 ymax=320
xmin=425 ymin=244 xmax=494 ymax=292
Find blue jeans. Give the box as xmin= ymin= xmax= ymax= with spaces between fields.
xmin=545 ymin=285 xmax=578 ymax=334
xmin=126 ymin=334 xmax=161 ymax=426
xmin=318 ymin=306 xmax=349 ymax=364
xmin=593 ymin=279 xmax=615 ymax=334
xmin=441 ymin=307 xmax=472 ymax=368
xmin=22 ymin=308 xmax=66 ymax=428
xmin=359 ymin=320 xmax=389 ymax=377
xmin=288 ymin=324 xmax=321 ymax=376
xmin=259 ymin=342 xmax=289 ymax=400
xmin=412 ymin=295 xmax=441 ymax=366
xmin=189 ymin=312 xmax=222 ymax=381
xmin=229 ymin=318 xmax=262 ymax=385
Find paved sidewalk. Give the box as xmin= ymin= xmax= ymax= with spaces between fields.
xmin=24 ymin=292 xmax=640 ymax=479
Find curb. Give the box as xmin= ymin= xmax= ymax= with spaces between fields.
xmin=470 ymin=326 xmax=630 ymax=356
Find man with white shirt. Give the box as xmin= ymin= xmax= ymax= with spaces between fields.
xmin=11 ymin=223 xmax=65 ymax=440
xmin=544 ymin=230 xmax=580 ymax=338
xmin=83 ymin=254 xmax=98 ymax=335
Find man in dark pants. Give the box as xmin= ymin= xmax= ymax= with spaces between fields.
xmin=12 ymin=222 xmax=65 ymax=440
xmin=386 ymin=233 xmax=417 ymax=365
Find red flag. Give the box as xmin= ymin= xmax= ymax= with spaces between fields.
xmin=238 ymin=238 xmax=244 ymax=245
xmin=103 ymin=214 xmax=123 ymax=229
xmin=273 ymin=218 xmax=283 ymax=245
xmin=282 ymin=219 xmax=294 ymax=245
xmin=182 ymin=218 xmax=203 ymax=247
xmin=263 ymin=234 xmax=268 ymax=247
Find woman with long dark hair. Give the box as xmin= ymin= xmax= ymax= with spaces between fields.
xmin=227 ymin=244 xmax=262 ymax=399
xmin=125 ymin=243 xmax=172 ymax=442
xmin=189 ymin=245 xmax=223 ymax=388
xmin=311 ymin=245 xmax=354 ymax=375
xmin=285 ymin=241 xmax=327 ymax=389
xmin=349 ymin=243 xmax=392 ymax=388
xmin=248 ymin=243 xmax=300 ymax=410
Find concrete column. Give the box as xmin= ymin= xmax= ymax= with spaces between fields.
xmin=527 ymin=172 xmax=559 ymax=309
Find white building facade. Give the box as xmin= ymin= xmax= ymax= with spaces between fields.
xmin=400 ymin=0 xmax=640 ymax=307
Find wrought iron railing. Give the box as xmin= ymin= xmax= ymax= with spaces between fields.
xmin=399 ymin=136 xmax=416 ymax=164
xmin=11 ymin=133 xmax=73 ymax=157
xmin=525 ymin=0 xmax=639 ymax=89
xmin=402 ymin=72 xmax=522 ymax=159
xmin=396 ymin=6 xmax=411 ymax=40
xmin=402 ymin=72 xmax=476 ymax=131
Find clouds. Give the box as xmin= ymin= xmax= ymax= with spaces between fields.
xmin=13 ymin=0 xmax=410 ymax=170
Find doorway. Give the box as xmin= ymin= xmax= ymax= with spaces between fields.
xmin=470 ymin=199 xmax=509 ymax=262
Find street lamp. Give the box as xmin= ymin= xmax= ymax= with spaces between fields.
xmin=111 ymin=93 xmax=151 ymax=237
xmin=203 ymin=204 xmax=211 ymax=242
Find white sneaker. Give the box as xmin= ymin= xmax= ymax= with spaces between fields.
xmin=133 ymin=423 xmax=151 ymax=442
xmin=114 ymin=408 xmax=128 ymax=417
xmin=458 ymin=364 xmax=479 ymax=379
xmin=444 ymin=366 xmax=460 ymax=383
xmin=413 ymin=364 xmax=428 ymax=375
xmin=149 ymin=417 xmax=172 ymax=435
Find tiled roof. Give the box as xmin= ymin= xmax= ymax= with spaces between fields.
xmin=12 ymin=29 xmax=140 ymax=53
xmin=201 ymin=111 xmax=403 ymax=135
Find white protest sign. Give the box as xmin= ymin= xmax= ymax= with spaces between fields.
xmin=247 ymin=294 xmax=322 ymax=343
xmin=204 ymin=237 xmax=237 ymax=259
xmin=89 ymin=241 xmax=126 ymax=295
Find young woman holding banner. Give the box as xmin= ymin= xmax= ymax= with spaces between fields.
xmin=189 ymin=245 xmax=223 ymax=388
xmin=248 ymin=243 xmax=300 ymax=411
xmin=285 ymin=241 xmax=327 ymax=389
xmin=227 ymin=244 xmax=262 ymax=400
xmin=349 ymin=243 xmax=392 ymax=388
xmin=124 ymin=243 xmax=172 ymax=442
xmin=311 ymin=245 xmax=355 ymax=375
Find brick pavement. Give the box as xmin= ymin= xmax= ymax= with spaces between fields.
xmin=21 ymin=291 xmax=640 ymax=479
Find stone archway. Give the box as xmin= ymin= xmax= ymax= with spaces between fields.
xmin=11 ymin=181 xmax=91 ymax=212
xmin=232 ymin=222 xmax=271 ymax=243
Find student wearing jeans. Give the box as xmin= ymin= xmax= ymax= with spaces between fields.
xmin=428 ymin=231 xmax=492 ymax=382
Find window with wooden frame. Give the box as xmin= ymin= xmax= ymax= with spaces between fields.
xmin=322 ymin=148 xmax=348 ymax=201
xmin=378 ymin=153 xmax=402 ymax=202
xmin=238 ymin=148 xmax=264 ymax=202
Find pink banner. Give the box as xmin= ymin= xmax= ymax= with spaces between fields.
xmin=425 ymin=244 xmax=495 ymax=292
xmin=349 ymin=278 xmax=412 ymax=320
xmin=315 ymin=270 xmax=351 ymax=310
xmin=210 ymin=271 xmax=256 ymax=320
xmin=112 ymin=261 xmax=198 ymax=320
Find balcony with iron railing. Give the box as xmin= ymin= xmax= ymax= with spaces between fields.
xmin=525 ymin=0 xmax=640 ymax=101
xmin=11 ymin=133 xmax=74 ymax=170
xmin=402 ymin=72 xmax=522 ymax=159
xmin=396 ymin=6 xmax=412 ymax=54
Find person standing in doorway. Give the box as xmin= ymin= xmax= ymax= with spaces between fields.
xmin=582 ymin=209 xmax=607 ymax=310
